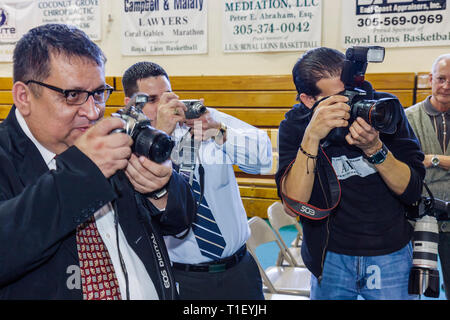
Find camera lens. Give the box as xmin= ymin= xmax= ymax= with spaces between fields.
xmin=150 ymin=135 xmax=175 ymax=163
xmin=352 ymin=97 xmax=400 ymax=134
xmin=408 ymin=215 xmax=441 ymax=297
xmin=132 ymin=124 xmax=174 ymax=163
xmin=370 ymin=102 xmax=387 ymax=124
xmin=183 ymin=100 xmax=207 ymax=119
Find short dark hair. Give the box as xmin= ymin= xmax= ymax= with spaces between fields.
xmin=122 ymin=61 xmax=169 ymax=98
xmin=292 ymin=47 xmax=345 ymax=100
xmin=13 ymin=24 xmax=106 ymax=89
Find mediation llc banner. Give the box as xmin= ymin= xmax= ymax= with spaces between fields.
xmin=223 ymin=0 xmax=322 ymax=53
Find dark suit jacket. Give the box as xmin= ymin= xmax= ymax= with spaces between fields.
xmin=0 ymin=106 xmax=195 ymax=299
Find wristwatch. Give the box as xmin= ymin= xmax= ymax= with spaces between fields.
xmin=431 ymin=155 xmax=440 ymax=167
xmin=214 ymin=122 xmax=227 ymax=141
xmin=145 ymin=187 xmax=168 ymax=200
xmin=365 ymin=143 xmax=389 ymax=165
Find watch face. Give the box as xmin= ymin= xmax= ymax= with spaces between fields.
xmin=431 ymin=156 xmax=440 ymax=166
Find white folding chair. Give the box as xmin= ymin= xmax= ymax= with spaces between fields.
xmin=263 ymin=293 xmax=309 ymax=300
xmin=246 ymin=216 xmax=311 ymax=298
xmin=267 ymin=202 xmax=305 ymax=267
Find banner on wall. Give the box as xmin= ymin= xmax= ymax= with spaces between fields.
xmin=222 ymin=0 xmax=322 ymax=53
xmin=0 ymin=0 xmax=102 ymax=62
xmin=36 ymin=0 xmax=102 ymax=40
xmin=341 ymin=0 xmax=450 ymax=48
xmin=121 ymin=0 xmax=208 ymax=56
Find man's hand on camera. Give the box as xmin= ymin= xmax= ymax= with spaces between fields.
xmin=125 ymin=153 xmax=172 ymax=196
xmin=304 ymin=95 xmax=350 ymax=142
xmin=346 ymin=117 xmax=382 ymax=156
xmin=185 ymin=110 xmax=222 ymax=142
xmin=74 ymin=118 xmax=133 ymax=178
xmin=154 ymin=92 xmax=186 ymax=135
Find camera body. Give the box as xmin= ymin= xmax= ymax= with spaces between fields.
xmin=112 ymin=93 xmax=174 ymax=163
xmin=180 ymin=99 xmax=207 ymax=119
xmin=336 ymin=46 xmax=401 ymax=138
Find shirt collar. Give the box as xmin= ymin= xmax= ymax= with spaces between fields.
xmin=15 ymin=108 xmax=56 ymax=169
xmin=423 ymin=96 xmax=450 ymax=116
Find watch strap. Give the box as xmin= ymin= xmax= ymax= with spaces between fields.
xmin=365 ymin=143 xmax=389 ymax=165
xmin=214 ymin=122 xmax=227 ymax=141
xmin=144 ymin=187 xmax=168 ymax=200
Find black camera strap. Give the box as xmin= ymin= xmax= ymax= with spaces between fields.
xmin=109 ymin=172 xmax=177 ymax=300
xmin=280 ymin=145 xmax=341 ymax=220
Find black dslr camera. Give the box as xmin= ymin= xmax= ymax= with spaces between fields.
xmin=340 ymin=46 xmax=401 ymax=134
xmin=180 ymin=99 xmax=207 ymax=119
xmin=111 ymin=93 xmax=174 ymax=163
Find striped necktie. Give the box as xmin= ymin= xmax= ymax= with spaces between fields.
xmin=190 ymin=173 xmax=226 ymax=260
xmin=175 ymin=131 xmax=226 ymax=260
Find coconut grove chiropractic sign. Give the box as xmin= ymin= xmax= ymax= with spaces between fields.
xmin=341 ymin=0 xmax=450 ymax=48
xmin=223 ymin=0 xmax=322 ymax=53
xmin=37 ymin=0 xmax=101 ymax=40
xmin=121 ymin=0 xmax=207 ymax=55
xmin=0 ymin=0 xmax=101 ymax=61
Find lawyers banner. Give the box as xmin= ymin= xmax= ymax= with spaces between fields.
xmin=121 ymin=0 xmax=208 ymax=56
xmin=223 ymin=0 xmax=322 ymax=53
xmin=0 ymin=0 xmax=102 ymax=62
xmin=342 ymin=0 xmax=450 ymax=48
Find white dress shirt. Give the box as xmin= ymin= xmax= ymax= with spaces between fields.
xmin=16 ymin=109 xmax=159 ymax=300
xmin=164 ymin=108 xmax=273 ymax=264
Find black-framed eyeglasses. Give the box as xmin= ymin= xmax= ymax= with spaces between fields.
xmin=26 ymin=80 xmax=114 ymax=105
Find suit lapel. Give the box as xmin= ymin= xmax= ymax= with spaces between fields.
xmin=5 ymin=106 xmax=50 ymax=186
xmin=4 ymin=106 xmax=79 ymax=262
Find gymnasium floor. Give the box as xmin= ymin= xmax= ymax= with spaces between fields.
xmin=252 ymin=222 xmax=447 ymax=300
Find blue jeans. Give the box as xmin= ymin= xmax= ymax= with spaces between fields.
xmin=311 ymin=242 xmax=418 ymax=300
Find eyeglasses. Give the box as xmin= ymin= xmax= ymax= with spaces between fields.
xmin=26 ymin=80 xmax=114 ymax=105
xmin=433 ymin=76 xmax=450 ymax=86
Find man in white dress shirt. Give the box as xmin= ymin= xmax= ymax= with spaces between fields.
xmin=122 ymin=61 xmax=273 ymax=299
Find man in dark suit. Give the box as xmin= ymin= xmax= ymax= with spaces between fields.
xmin=0 ymin=24 xmax=194 ymax=300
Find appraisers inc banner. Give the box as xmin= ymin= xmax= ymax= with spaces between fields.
xmin=341 ymin=0 xmax=450 ymax=48
xmin=121 ymin=0 xmax=208 ymax=55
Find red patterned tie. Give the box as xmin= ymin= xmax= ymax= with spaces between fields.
xmin=76 ymin=216 xmax=122 ymax=300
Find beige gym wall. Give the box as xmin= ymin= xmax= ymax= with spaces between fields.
xmin=0 ymin=0 xmax=448 ymax=77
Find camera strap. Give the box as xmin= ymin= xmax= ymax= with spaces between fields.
xmin=175 ymin=130 xmax=197 ymax=181
xmin=174 ymin=130 xmax=206 ymax=209
xmin=280 ymin=145 xmax=341 ymax=220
